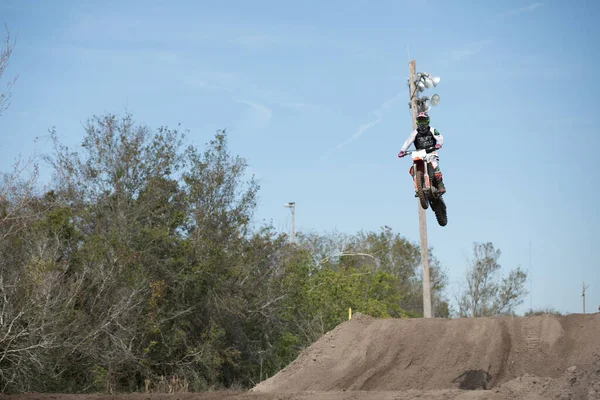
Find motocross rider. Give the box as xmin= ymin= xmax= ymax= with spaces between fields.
xmin=397 ymin=112 xmax=446 ymax=195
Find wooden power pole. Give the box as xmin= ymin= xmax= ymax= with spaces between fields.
xmin=408 ymin=60 xmax=432 ymax=318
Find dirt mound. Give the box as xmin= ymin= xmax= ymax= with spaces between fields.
xmin=252 ymin=312 xmax=600 ymax=395
xmin=494 ymin=360 xmax=600 ymax=399
xmin=3 ymin=314 xmax=599 ymax=400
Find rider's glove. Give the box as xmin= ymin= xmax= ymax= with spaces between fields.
xmin=435 ymin=144 xmax=441 ymax=150
xmin=398 ymin=151 xmax=406 ymax=158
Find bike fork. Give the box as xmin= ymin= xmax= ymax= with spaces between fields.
xmin=412 ymin=163 xmax=418 ymax=191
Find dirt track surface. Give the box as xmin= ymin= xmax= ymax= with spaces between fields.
xmin=251 ymin=313 xmax=600 ymax=399
xmin=3 ymin=313 xmax=600 ymax=399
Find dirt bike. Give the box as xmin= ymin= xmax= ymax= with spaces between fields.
xmin=401 ymin=146 xmax=448 ymax=227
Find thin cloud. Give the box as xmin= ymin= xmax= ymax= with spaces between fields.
xmin=187 ymin=70 xmax=241 ymax=94
xmin=321 ymin=92 xmax=403 ymax=160
xmin=450 ymin=49 xmax=476 ymax=62
xmin=70 ymin=38 xmax=324 ymax=117
xmin=498 ymin=2 xmax=543 ymax=18
xmin=449 ymin=39 xmax=492 ymax=62
xmin=271 ymin=100 xmax=326 ymax=111
xmin=230 ymin=35 xmax=280 ymax=50
xmin=69 ymin=12 xmax=217 ymax=45
xmin=234 ymin=99 xmax=273 ymax=132
xmin=230 ymin=33 xmax=351 ymax=52
xmin=190 ymin=75 xmax=325 ymax=113
xmin=188 ymin=79 xmax=226 ymax=92
xmin=252 ymin=87 xmax=325 ymax=111
xmin=0 ymin=1 xmax=20 ymax=10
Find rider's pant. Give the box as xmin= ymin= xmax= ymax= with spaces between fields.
xmin=425 ymin=152 xmax=439 ymax=169
xmin=424 ymin=152 xmax=442 ymax=180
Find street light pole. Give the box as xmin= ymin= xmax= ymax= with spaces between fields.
xmin=582 ymin=281 xmax=589 ymax=314
xmin=408 ymin=60 xmax=432 ymax=318
xmin=384 ymin=225 xmax=394 ymax=270
xmin=285 ymin=202 xmax=295 ymax=244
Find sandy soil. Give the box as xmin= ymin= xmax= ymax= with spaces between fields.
xmin=2 ymin=313 xmax=600 ymax=399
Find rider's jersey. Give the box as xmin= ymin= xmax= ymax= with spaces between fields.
xmin=400 ymin=126 xmax=444 ymax=153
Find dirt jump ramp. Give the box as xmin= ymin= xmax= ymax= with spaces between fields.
xmin=252 ymin=313 xmax=600 ymax=395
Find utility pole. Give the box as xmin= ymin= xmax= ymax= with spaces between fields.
xmin=582 ymin=281 xmax=589 ymax=313
xmin=529 ymin=240 xmax=532 ymax=312
xmin=384 ymin=225 xmax=394 ymax=270
xmin=408 ymin=60 xmax=432 ymax=318
xmin=285 ymin=202 xmax=295 ymax=244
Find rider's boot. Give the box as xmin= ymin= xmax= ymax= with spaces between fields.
xmin=437 ymin=179 xmax=446 ymax=194
xmin=434 ymin=168 xmax=446 ymax=194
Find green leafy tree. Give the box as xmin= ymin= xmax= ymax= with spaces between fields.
xmin=296 ymin=227 xmax=449 ymax=318
xmin=0 ymin=110 xmax=454 ymax=393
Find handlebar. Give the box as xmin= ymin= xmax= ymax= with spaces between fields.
xmin=400 ymin=146 xmax=438 ymax=157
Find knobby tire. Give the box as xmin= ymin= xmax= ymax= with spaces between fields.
xmin=415 ymin=170 xmax=429 ymax=210
xmin=432 ymin=197 xmax=448 ymax=226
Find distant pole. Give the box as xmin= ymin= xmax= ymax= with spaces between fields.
xmin=408 ymin=60 xmax=432 ymax=318
xmin=291 ymin=204 xmax=295 ymax=243
xmin=285 ymin=202 xmax=295 ymax=244
xmin=582 ymin=281 xmax=589 ymax=313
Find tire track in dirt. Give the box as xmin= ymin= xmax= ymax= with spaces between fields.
xmin=490 ymin=320 xmax=512 ymax=389
xmin=521 ymin=316 xmax=540 ymax=351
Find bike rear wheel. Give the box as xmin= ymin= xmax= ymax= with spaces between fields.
xmin=431 ymin=197 xmax=447 ymax=226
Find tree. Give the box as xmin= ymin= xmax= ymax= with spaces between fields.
xmin=37 ymin=113 xmax=191 ymax=392
xmin=524 ymin=307 xmax=562 ymax=317
xmin=1 ymin=25 xmax=18 ymax=116
xmin=456 ymin=242 xmax=528 ymax=318
xmin=0 ymin=109 xmax=458 ymax=393
xmin=295 ymin=227 xmax=449 ymax=318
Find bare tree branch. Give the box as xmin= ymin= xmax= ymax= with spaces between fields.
xmin=457 ymin=242 xmax=528 ymax=317
xmin=0 ymin=24 xmax=18 ymax=116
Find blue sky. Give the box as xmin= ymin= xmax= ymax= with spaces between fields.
xmin=1 ymin=0 xmax=599 ymax=316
